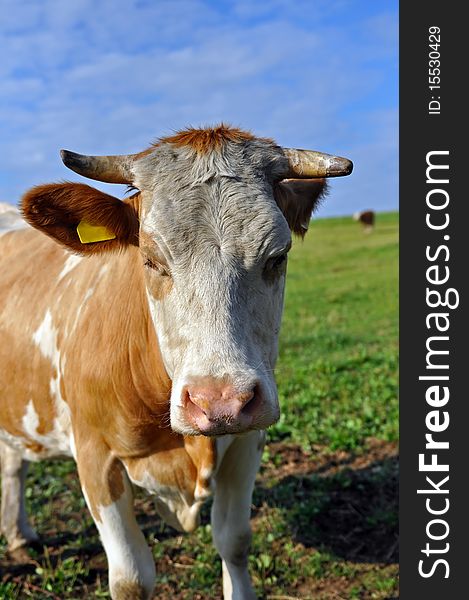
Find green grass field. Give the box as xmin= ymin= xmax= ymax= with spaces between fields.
xmin=274 ymin=211 xmax=398 ymax=450
xmin=0 ymin=212 xmax=398 ymax=599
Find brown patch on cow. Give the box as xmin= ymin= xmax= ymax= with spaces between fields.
xmin=118 ymin=436 xmax=215 ymax=533
xmin=125 ymin=443 xmax=195 ymax=490
xmin=0 ymin=229 xmax=71 ymax=449
xmin=123 ymin=436 xmax=216 ymax=503
xmin=184 ymin=436 xmax=217 ymax=493
xmin=24 ymin=441 xmax=46 ymax=454
xmin=61 ymin=257 xmax=174 ymax=453
xmin=1 ymin=216 xmax=214 ymax=536
xmin=124 ymin=191 xmax=142 ymax=219
xmin=145 ymin=271 xmax=173 ymax=301
xmin=160 ymin=124 xmax=273 ymax=154
xmin=139 ymin=230 xmax=170 ymax=272
xmin=21 ymin=183 xmax=139 ymax=255
xmin=74 ymin=434 xmax=126 ymax=522
xmin=112 ymin=580 xmax=147 ymax=600
xmin=274 ymin=178 xmax=328 ymax=237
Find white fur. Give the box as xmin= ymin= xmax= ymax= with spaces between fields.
xmin=212 ymin=431 xmax=264 ymax=599
xmin=0 ymin=441 xmax=39 ymax=550
xmin=21 ymin=400 xmax=71 ymax=457
xmin=134 ymin=142 xmax=290 ymax=435
xmin=69 ymin=286 xmax=95 ymax=335
xmin=57 ymin=254 xmax=83 ymax=282
xmin=124 ymin=465 xmax=204 ymax=532
xmin=1 ymin=136 xmax=298 ymax=597
xmin=98 ymin=264 xmax=109 ymax=278
xmin=69 ymin=431 xmax=77 ymax=461
xmin=87 ymin=478 xmax=155 ymax=599
xmin=31 ymin=311 xmax=72 ymax=456
xmin=200 ymin=465 xmax=214 ymax=480
xmin=145 ymin=259 xmax=284 ymax=434
xmin=0 ymin=428 xmax=43 ymax=462
xmin=32 ymin=310 xmax=56 ymax=361
xmin=81 ymin=138 xmax=285 ymax=431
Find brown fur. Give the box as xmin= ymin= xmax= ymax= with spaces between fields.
xmin=0 ymin=223 xmax=216 ymax=523
xmin=1 ymin=132 xmax=338 ymax=597
xmin=3 ymin=167 xmax=323 ymax=522
xmin=160 ymin=124 xmax=273 ymax=154
xmin=112 ymin=581 xmax=147 ymax=600
xmin=274 ymin=178 xmax=328 ymax=237
xmin=0 ymin=229 xmax=72 ymax=454
xmin=357 ymin=210 xmax=375 ymax=226
xmin=74 ymin=435 xmax=126 ymax=522
xmin=21 ymin=183 xmax=139 ymax=255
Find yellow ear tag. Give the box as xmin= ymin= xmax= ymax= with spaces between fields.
xmin=76 ymin=220 xmax=116 ymax=244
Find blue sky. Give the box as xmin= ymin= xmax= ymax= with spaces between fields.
xmin=0 ymin=0 xmax=398 ymax=217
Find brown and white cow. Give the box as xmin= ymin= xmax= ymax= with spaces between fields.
xmin=353 ymin=209 xmax=375 ymax=232
xmin=0 ymin=125 xmax=352 ymax=599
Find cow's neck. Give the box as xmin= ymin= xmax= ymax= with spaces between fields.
xmin=71 ymin=245 xmax=173 ymax=457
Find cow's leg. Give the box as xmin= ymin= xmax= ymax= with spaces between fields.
xmin=75 ymin=437 xmax=155 ymax=600
xmin=211 ymin=431 xmax=265 ymax=600
xmin=0 ymin=441 xmax=39 ymax=551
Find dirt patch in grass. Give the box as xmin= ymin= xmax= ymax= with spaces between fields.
xmin=0 ymin=439 xmax=398 ymax=599
xmin=259 ymin=438 xmax=398 ymax=563
xmin=263 ymin=438 xmax=396 ymax=479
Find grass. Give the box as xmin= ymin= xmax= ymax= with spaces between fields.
xmin=272 ymin=211 xmax=398 ymax=450
xmin=0 ymin=212 xmax=398 ymax=599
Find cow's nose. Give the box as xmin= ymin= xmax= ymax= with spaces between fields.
xmin=183 ymin=380 xmax=258 ymax=435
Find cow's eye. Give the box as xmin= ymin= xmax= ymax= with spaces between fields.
xmin=144 ymin=258 xmax=170 ymax=277
xmin=265 ymin=253 xmax=287 ymax=271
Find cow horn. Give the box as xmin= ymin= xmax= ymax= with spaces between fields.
xmin=282 ymin=148 xmax=353 ymax=178
xmin=60 ymin=150 xmax=138 ymax=184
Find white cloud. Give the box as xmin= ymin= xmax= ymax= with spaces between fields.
xmin=0 ymin=0 xmax=398 ymax=217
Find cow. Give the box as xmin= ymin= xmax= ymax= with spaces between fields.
xmin=0 ymin=125 xmax=352 ymax=599
xmin=353 ymin=209 xmax=375 ymax=232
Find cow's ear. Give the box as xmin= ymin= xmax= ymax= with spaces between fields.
xmin=21 ymin=182 xmax=139 ymax=255
xmin=274 ymin=179 xmax=328 ymax=237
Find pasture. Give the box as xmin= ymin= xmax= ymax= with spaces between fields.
xmin=0 ymin=211 xmax=398 ymax=599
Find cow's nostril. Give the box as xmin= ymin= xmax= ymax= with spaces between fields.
xmin=184 ymin=389 xmax=210 ymax=421
xmin=238 ymin=389 xmax=255 ymax=407
xmin=240 ymin=386 xmax=260 ymax=416
xmin=185 ymin=394 xmax=209 ymax=422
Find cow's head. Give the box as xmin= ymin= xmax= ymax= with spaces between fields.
xmin=22 ymin=126 xmax=352 ymax=436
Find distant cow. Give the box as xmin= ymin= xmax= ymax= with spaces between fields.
xmin=0 ymin=125 xmax=352 ymax=599
xmin=353 ymin=209 xmax=375 ymax=232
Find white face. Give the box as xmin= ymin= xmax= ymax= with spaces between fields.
xmin=134 ymin=146 xmax=292 ymax=436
